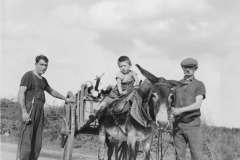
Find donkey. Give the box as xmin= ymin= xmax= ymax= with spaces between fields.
xmin=98 ymin=64 xmax=185 ymax=160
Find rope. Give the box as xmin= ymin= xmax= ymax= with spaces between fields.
xmin=154 ymin=129 xmax=173 ymax=160
xmin=112 ymin=112 xmax=128 ymax=137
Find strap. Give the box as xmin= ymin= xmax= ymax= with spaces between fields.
xmin=112 ymin=112 xmax=128 ymax=137
xmin=140 ymin=104 xmax=156 ymax=127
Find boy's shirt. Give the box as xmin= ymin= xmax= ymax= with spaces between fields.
xmin=116 ymin=70 xmax=137 ymax=83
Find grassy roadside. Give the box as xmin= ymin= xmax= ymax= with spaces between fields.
xmin=1 ymin=98 xmax=240 ymax=160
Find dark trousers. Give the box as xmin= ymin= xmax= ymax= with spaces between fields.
xmin=173 ymin=117 xmax=203 ymax=160
xmin=16 ymin=100 xmax=44 ymax=160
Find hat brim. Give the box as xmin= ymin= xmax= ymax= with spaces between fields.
xmin=181 ymin=64 xmax=198 ymax=67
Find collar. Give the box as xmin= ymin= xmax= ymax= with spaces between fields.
xmin=121 ymin=70 xmax=131 ymax=75
xmin=182 ymin=76 xmax=195 ymax=82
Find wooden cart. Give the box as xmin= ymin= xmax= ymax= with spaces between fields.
xmin=60 ymin=75 xmax=130 ymax=160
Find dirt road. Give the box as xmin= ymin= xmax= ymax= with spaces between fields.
xmin=0 ymin=142 xmax=96 ymax=160
xmin=0 ymin=150 xmax=57 ymax=160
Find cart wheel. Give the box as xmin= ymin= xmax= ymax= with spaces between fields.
xmin=61 ymin=91 xmax=76 ymax=160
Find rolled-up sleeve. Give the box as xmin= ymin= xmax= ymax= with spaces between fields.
xmin=131 ymin=71 xmax=137 ymax=77
xmin=116 ymin=72 xmax=124 ymax=81
xmin=196 ymin=82 xmax=206 ymax=99
xmin=20 ymin=72 xmax=32 ymax=89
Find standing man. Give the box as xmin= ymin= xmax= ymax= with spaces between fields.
xmin=16 ymin=55 xmax=74 ymax=160
xmin=171 ymin=58 xmax=206 ymax=160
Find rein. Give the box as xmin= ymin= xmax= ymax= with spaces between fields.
xmin=142 ymin=81 xmax=173 ymax=160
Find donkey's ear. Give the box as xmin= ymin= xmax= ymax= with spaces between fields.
xmin=166 ymin=80 xmax=187 ymax=90
xmin=136 ymin=64 xmax=158 ymax=82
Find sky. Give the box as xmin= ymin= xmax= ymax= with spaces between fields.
xmin=1 ymin=0 xmax=240 ymax=128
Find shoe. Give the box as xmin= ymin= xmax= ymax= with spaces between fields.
xmin=85 ymin=117 xmax=95 ymax=126
xmin=89 ymin=114 xmax=97 ymax=121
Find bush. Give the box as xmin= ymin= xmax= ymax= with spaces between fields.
xmin=202 ymin=124 xmax=240 ymax=160
xmin=43 ymin=106 xmax=63 ymax=141
xmin=0 ymin=98 xmax=21 ymax=137
xmin=1 ymin=98 xmax=240 ymax=159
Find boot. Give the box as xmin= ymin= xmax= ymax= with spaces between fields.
xmin=84 ymin=110 xmax=97 ymax=126
xmin=88 ymin=109 xmax=98 ymax=121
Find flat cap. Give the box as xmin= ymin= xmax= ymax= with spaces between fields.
xmin=181 ymin=58 xmax=198 ymax=66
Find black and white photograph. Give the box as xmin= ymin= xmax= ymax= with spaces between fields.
xmin=1 ymin=0 xmax=240 ymax=160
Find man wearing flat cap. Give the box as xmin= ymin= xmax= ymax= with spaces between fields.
xmin=171 ymin=58 xmax=206 ymax=160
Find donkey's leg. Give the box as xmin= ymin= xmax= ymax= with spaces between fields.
xmin=106 ymin=136 xmax=118 ymax=160
xmin=98 ymin=124 xmax=106 ymax=160
xmin=134 ymin=141 xmax=140 ymax=160
xmin=127 ymin=132 xmax=137 ymax=160
xmin=142 ymin=135 xmax=153 ymax=160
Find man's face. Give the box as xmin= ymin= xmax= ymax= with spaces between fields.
xmin=182 ymin=65 xmax=197 ymax=77
xmin=35 ymin=59 xmax=48 ymax=75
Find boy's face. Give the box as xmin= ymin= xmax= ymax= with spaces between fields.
xmin=118 ymin=61 xmax=131 ymax=74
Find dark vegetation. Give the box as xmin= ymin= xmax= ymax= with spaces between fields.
xmin=1 ymin=98 xmax=240 ymax=160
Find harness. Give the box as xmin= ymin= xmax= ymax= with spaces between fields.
xmin=111 ymin=81 xmax=172 ymax=137
xmin=110 ymin=90 xmax=136 ymax=137
xmin=109 ymin=80 xmax=174 ymax=160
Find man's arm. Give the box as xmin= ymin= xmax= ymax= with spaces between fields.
xmin=18 ymin=86 xmax=30 ymax=123
xmin=46 ymin=87 xmax=74 ymax=103
xmin=171 ymin=95 xmax=204 ymax=116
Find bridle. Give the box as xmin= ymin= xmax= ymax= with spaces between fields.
xmin=141 ymin=81 xmax=172 ymax=131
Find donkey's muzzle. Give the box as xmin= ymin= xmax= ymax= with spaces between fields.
xmin=157 ymin=120 xmax=169 ymax=131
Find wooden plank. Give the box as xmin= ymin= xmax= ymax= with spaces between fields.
xmin=61 ymin=92 xmax=75 ymax=160
xmin=83 ymin=86 xmax=88 ymax=121
xmin=76 ymin=90 xmax=81 ymax=130
xmin=80 ymin=84 xmax=85 ymax=127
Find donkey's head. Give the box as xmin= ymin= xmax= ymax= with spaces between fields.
xmin=136 ymin=64 xmax=186 ymax=131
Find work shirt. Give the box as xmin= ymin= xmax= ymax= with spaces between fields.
xmin=20 ymin=71 xmax=50 ymax=102
xmin=174 ymin=76 xmax=206 ymax=122
xmin=107 ymin=70 xmax=137 ymax=99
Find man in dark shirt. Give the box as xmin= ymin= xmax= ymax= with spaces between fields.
xmin=171 ymin=58 xmax=206 ymax=160
xmin=16 ymin=55 xmax=74 ymax=160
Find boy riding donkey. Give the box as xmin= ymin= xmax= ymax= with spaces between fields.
xmin=87 ymin=56 xmax=140 ymax=123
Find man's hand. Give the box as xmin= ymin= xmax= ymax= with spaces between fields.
xmin=65 ymin=97 xmax=75 ymax=103
xmin=47 ymin=87 xmax=75 ymax=103
xmin=22 ymin=110 xmax=30 ymax=123
xmin=134 ymin=85 xmax=139 ymax=89
xmin=171 ymin=108 xmax=183 ymax=116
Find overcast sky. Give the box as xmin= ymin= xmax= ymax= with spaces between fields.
xmin=1 ymin=0 xmax=240 ymax=128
